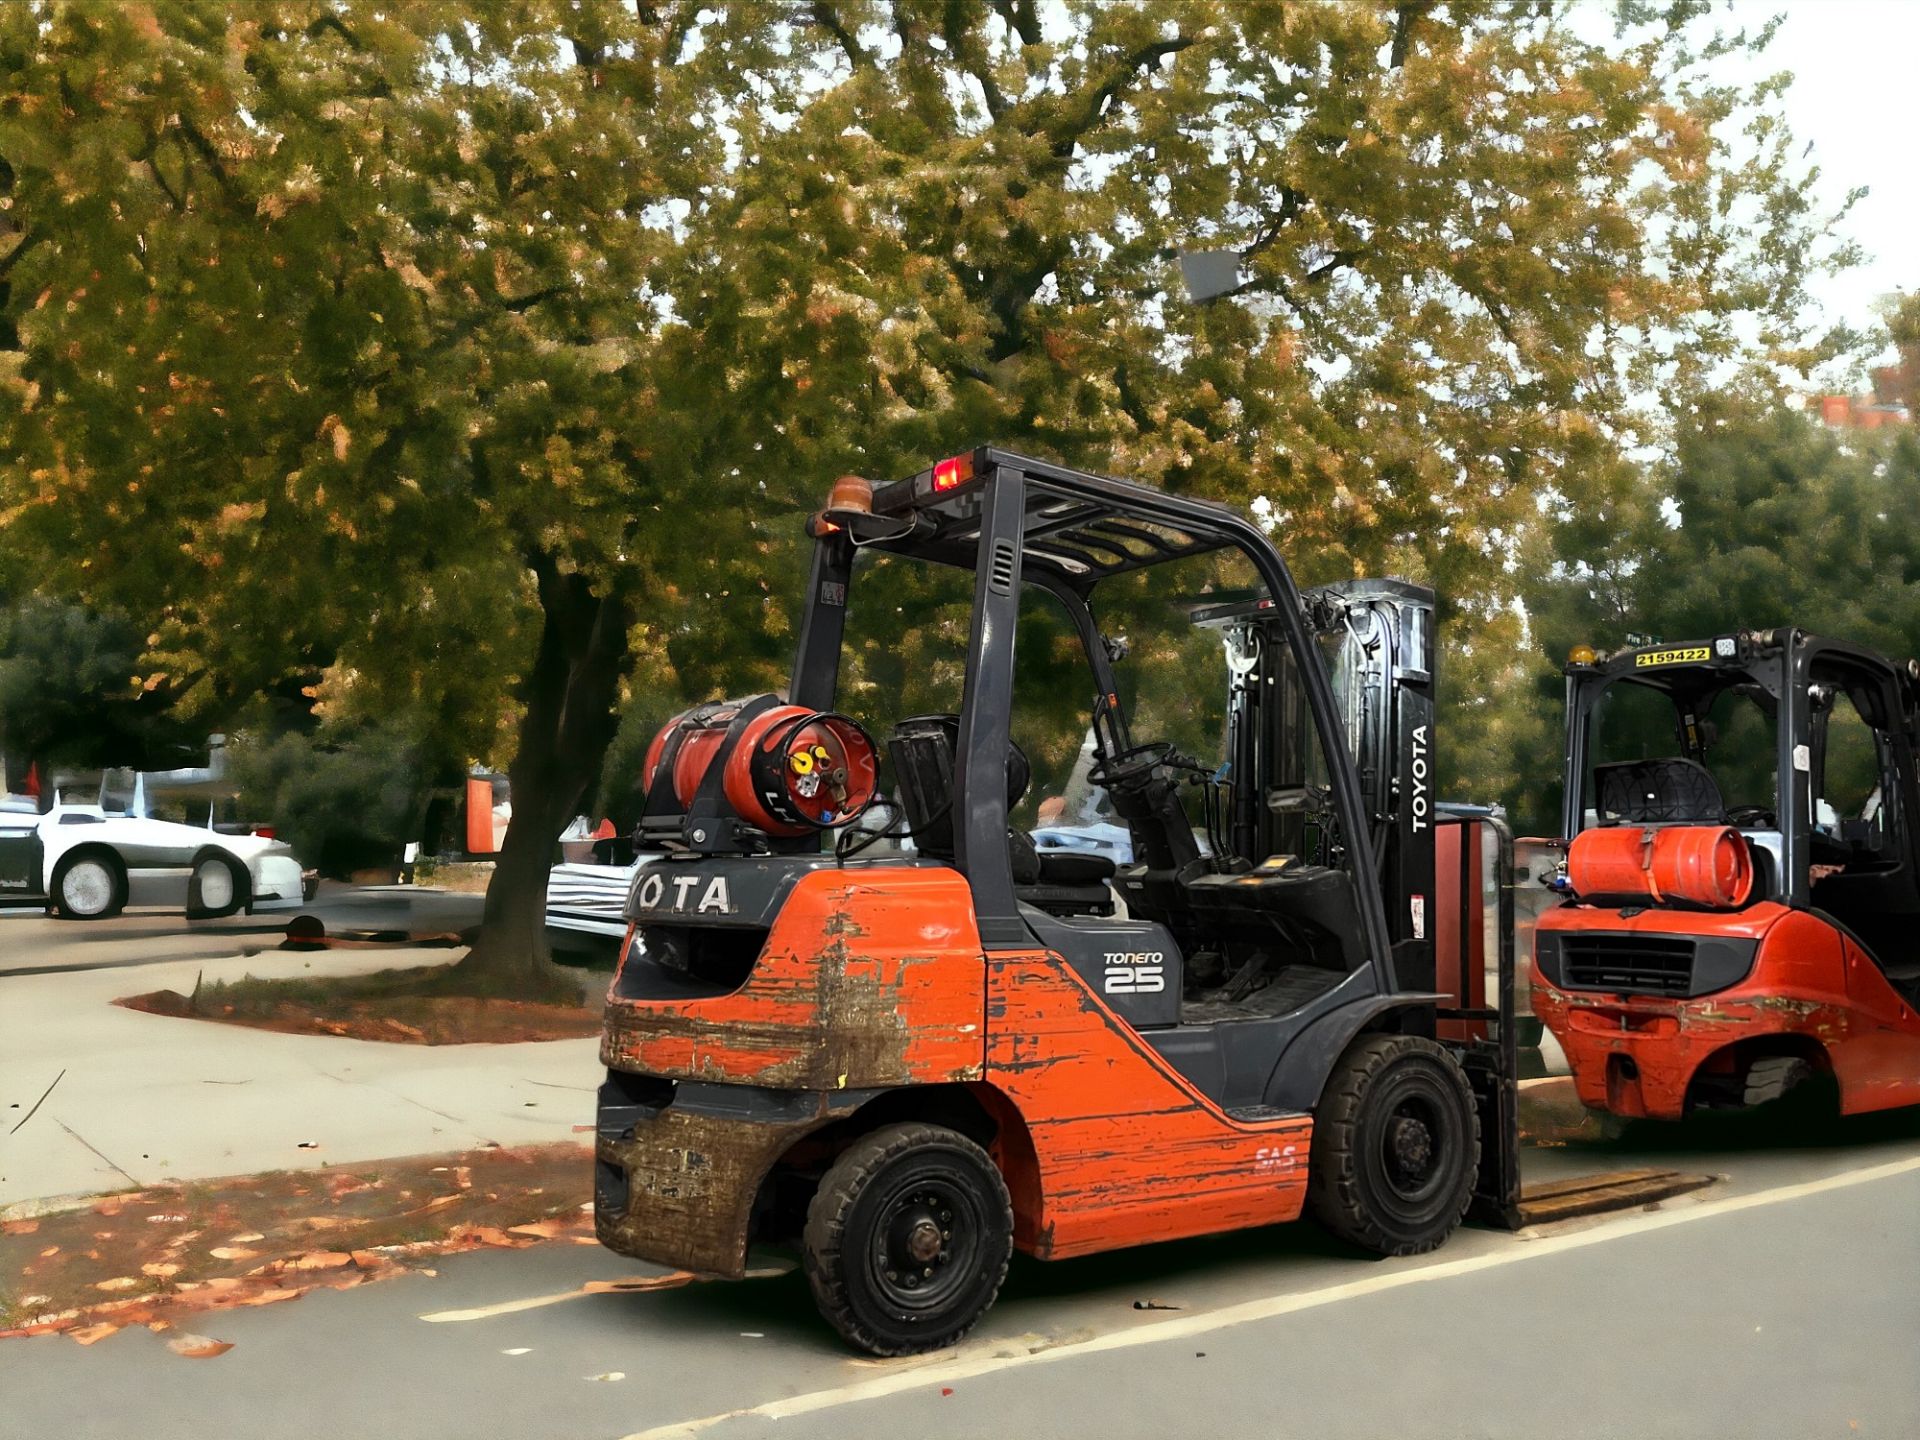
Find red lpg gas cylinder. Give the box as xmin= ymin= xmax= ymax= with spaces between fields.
xmin=644 ymin=698 xmax=879 ymax=835
xmin=1567 ymin=824 xmax=1754 ymax=909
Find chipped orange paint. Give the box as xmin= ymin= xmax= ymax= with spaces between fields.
xmin=985 ymin=951 xmax=1312 ymax=1259
xmin=601 ymin=871 xmax=1318 ymax=1274
xmin=1533 ymin=902 xmax=1920 ymax=1120
xmin=600 ymin=866 xmax=986 ymax=1091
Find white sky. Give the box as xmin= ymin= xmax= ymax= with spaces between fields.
xmin=1734 ymin=0 xmax=1918 ymax=357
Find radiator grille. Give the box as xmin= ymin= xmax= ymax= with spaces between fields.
xmin=1560 ymin=934 xmax=1697 ymax=996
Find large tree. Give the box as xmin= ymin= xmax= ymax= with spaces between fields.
xmin=1 ymin=1 xmax=1850 ymax=991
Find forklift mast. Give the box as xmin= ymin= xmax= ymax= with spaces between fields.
xmin=1199 ymin=579 xmax=1518 ymax=1225
xmin=1199 ymin=578 xmax=1439 ymax=990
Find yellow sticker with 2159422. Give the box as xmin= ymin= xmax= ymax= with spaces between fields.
xmin=1634 ymin=645 xmax=1711 ymax=668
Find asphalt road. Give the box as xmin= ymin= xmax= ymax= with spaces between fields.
xmin=6 ymin=1107 xmax=1918 ymax=1440
xmin=0 ymin=882 xmax=487 ymax=978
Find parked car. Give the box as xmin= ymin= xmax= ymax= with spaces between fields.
xmin=0 ymin=799 xmax=309 ymax=920
xmin=547 ymin=845 xmax=656 ymax=963
xmin=1028 ymin=820 xmax=1134 ymax=865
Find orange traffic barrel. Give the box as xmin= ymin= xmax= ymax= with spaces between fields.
xmin=1567 ymin=824 xmax=1754 ymax=909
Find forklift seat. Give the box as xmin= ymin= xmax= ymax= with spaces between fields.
xmin=1010 ymin=815 xmax=1117 ymax=916
xmin=892 ymin=716 xmax=1116 ymax=917
xmin=1594 ymin=758 xmax=1727 ymax=825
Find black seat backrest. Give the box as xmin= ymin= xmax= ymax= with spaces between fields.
xmin=886 ymin=714 xmax=1031 ymax=860
xmin=1594 ymin=758 xmax=1727 ymax=825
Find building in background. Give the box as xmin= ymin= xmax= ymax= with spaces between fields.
xmin=1811 ymin=350 xmax=1916 ymax=430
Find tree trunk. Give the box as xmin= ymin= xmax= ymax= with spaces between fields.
xmin=449 ymin=555 xmax=633 ymax=1000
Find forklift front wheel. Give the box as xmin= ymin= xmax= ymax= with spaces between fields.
xmin=1308 ymin=1034 xmax=1479 ymax=1257
xmin=803 ymin=1122 xmax=1013 ymax=1357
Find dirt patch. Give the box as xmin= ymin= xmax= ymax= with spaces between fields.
xmin=0 ymin=1142 xmax=595 ymax=1345
xmin=115 ymin=964 xmax=603 ymax=1045
xmin=1518 ymin=1075 xmax=1618 ymax=1146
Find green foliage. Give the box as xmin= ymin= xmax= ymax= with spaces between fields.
xmin=1513 ymin=395 xmax=1920 ymax=833
xmin=0 ymin=594 xmax=194 ymax=773
xmin=228 ymin=723 xmax=423 ymax=876
xmin=0 ymin=2 xmax=1859 ymax=974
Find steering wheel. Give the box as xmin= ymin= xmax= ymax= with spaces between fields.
xmin=1726 ymin=805 xmax=1776 ymax=829
xmin=1087 ymin=741 xmax=1177 ymax=790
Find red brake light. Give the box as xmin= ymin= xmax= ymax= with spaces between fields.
xmin=932 ymin=454 xmax=972 ymax=492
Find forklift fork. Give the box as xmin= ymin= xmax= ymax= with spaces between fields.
xmin=1434 ymin=806 xmax=1523 ymax=1229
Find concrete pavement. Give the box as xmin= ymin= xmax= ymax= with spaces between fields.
xmin=0 ymin=905 xmax=596 ymax=1210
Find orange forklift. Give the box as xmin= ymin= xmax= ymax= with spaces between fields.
xmin=593 ymin=448 xmax=1533 ymax=1354
xmin=1534 ymin=632 xmax=1920 ymax=1121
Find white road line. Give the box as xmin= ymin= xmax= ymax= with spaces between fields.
xmin=422 ymin=1275 xmax=696 ymax=1322
xmin=420 ymin=1267 xmax=791 ymax=1323
xmin=619 ymin=1152 xmax=1920 ymax=1440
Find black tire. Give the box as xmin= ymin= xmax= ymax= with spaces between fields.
xmin=1308 ymin=1034 xmax=1479 ymax=1257
xmin=51 ymin=849 xmax=128 ymax=921
xmin=803 ymin=1122 xmax=1013 ymax=1356
xmin=186 ymin=851 xmax=249 ymax=919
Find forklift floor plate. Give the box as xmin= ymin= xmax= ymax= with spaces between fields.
xmin=1514 ymin=1168 xmax=1716 ymax=1226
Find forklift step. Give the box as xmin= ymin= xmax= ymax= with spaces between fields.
xmin=1514 ymin=1168 xmax=1715 ymax=1226
xmin=1223 ymin=1104 xmax=1306 ymax=1124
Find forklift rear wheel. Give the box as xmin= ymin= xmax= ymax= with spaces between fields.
xmin=1308 ymin=1034 xmax=1479 ymax=1257
xmin=803 ymin=1122 xmax=1013 ymax=1356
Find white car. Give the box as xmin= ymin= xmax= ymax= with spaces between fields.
xmin=0 ymin=801 xmax=308 ymax=920
xmin=546 ymin=852 xmax=657 ymax=961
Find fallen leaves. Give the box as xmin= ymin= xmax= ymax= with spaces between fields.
xmin=1 ymin=1141 xmax=595 ymax=1344
xmin=286 ymin=1251 xmax=352 ymax=1271
xmin=235 ymin=1288 xmax=301 ymax=1309
xmin=167 ymin=1333 xmax=234 ymax=1359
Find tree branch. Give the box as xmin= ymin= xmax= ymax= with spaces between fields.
xmin=992 ymin=0 xmax=1042 ymax=46
xmin=944 ymin=0 xmax=1006 ymax=120
xmin=1305 ymin=248 xmax=1363 ymax=283
xmin=810 ymin=1 xmax=871 ymax=69
xmin=1045 ymin=35 xmax=1195 ymax=159
xmin=306 ymin=13 xmax=365 ymax=50
xmin=1218 ymin=273 xmax=1335 ymax=342
xmin=174 ymin=116 xmax=239 ymax=200
xmin=147 ymin=158 xmax=184 ymax=212
xmin=1242 ymin=187 xmax=1306 ymax=259
xmin=0 ymin=228 xmax=40 ymax=280
xmin=504 ymin=286 xmax=566 ymax=314
xmin=1390 ymin=2 xmax=1434 ymax=68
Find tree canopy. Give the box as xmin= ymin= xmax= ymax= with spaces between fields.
xmin=1506 ymin=389 xmax=1920 ymax=833
xmin=0 ymin=1 xmax=1857 ymax=987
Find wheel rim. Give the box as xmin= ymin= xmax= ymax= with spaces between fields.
xmin=198 ymin=861 xmax=234 ymax=910
xmin=62 ymin=860 xmax=114 ymax=916
xmin=864 ymin=1172 xmax=983 ymax=1319
xmin=1380 ymin=1096 xmax=1445 ymax=1204
xmin=1358 ymin=1061 xmax=1465 ymax=1224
